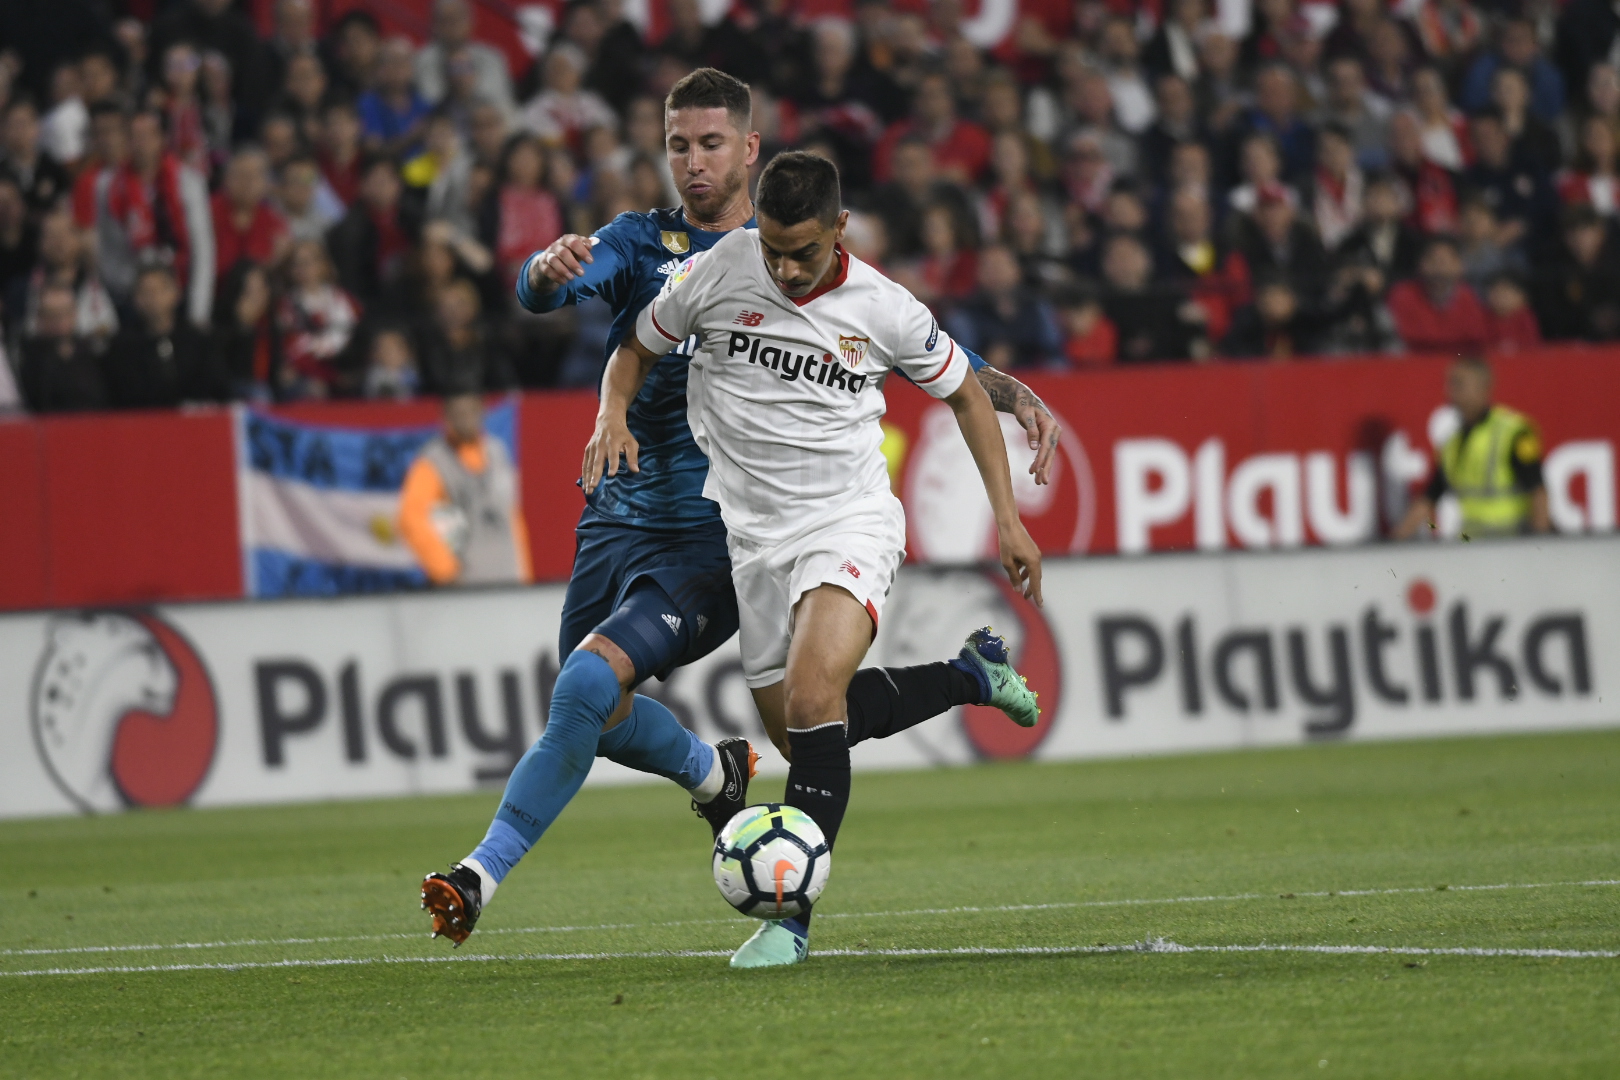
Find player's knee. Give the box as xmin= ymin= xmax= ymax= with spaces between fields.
xmin=577 ymin=635 xmax=638 ymax=690
xmin=549 ymin=649 xmax=625 ymax=731
xmin=783 ymin=680 xmax=845 ymax=732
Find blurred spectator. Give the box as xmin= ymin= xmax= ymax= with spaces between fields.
xmin=1144 ymin=0 xmax=1207 ymax=83
xmin=1387 ymin=236 xmax=1488 ymax=354
xmin=1493 ymin=67 xmax=1561 ymax=173
xmin=1365 ymin=18 xmax=1414 ymax=102
xmin=17 ymin=208 xmax=118 ymax=346
xmin=1461 ymin=19 xmax=1564 ymax=123
xmin=559 ymin=0 xmax=647 ymax=117
xmin=1102 ymin=232 xmax=1206 ymax=361
xmin=149 ymin=0 xmax=269 ymax=121
xmin=317 ymin=100 xmax=364 ymax=207
xmin=1320 ymin=57 xmax=1391 ymax=171
xmin=398 ymin=392 xmax=530 ymax=586
xmin=103 ymin=261 xmax=221 ymax=408
xmin=263 ymin=0 xmax=317 ymax=105
xmin=325 ymin=10 xmax=382 ymax=100
xmin=912 ymin=201 xmax=979 ymax=309
xmin=199 ymin=50 xmax=239 ymax=171
xmin=1236 ymin=183 xmax=1330 ymax=302
xmin=1481 ymin=273 xmax=1541 ymax=353
xmin=468 ymin=100 xmax=512 ymax=171
xmin=418 ymin=276 xmax=514 ymax=392
xmin=364 ymin=325 xmax=419 ymax=400
xmin=1557 ymin=0 xmax=1620 ymax=111
xmin=1532 ymin=205 xmax=1620 ymax=342
xmin=520 ymin=45 xmax=616 ymax=154
xmin=1098 ymin=17 xmax=1156 ymax=135
xmin=1056 ymin=285 xmax=1118 ymax=366
xmin=1235 ymin=64 xmax=1315 ymax=183
xmin=1228 ymin=133 xmax=1294 ymax=218
xmin=40 ymin=61 xmax=89 ymax=167
xmin=0 ymin=174 xmax=39 ymax=313
xmin=1161 ymin=187 xmax=1249 ymax=344
xmin=1140 ymin=74 xmax=1201 ymax=188
xmin=1455 ymin=195 xmax=1524 ymax=291
xmin=1409 ymin=67 xmax=1469 ymax=172
xmin=793 ymin=17 xmax=887 ymax=189
xmin=79 ymin=47 xmax=127 ymax=114
xmin=1308 ymin=124 xmax=1364 ymax=252
xmin=158 ymin=42 xmax=209 ymax=175
xmin=17 ymin=281 xmax=106 ymax=412
xmin=1389 ymin=109 xmax=1458 ymax=235
xmin=864 ymin=137 xmax=972 ymax=259
xmin=1222 ymin=276 xmax=1327 ymax=358
xmin=360 ymin=38 xmax=431 ymax=159
xmin=405 ymin=112 xmax=476 ymax=235
xmin=1336 ymin=172 xmax=1422 ymax=283
xmin=873 ymin=71 xmax=992 ymax=185
xmin=211 ymin=259 xmax=276 ymax=399
xmin=945 ymin=244 xmax=1064 ymax=370
xmin=100 ymin=109 xmax=214 ymax=325
xmin=1460 ymin=110 xmax=1550 ymax=245
xmin=1394 ymin=356 xmax=1549 ymax=540
xmin=328 ymin=155 xmax=420 ymax=311
xmin=276 ymin=238 xmax=359 ymax=399
xmin=417 ymin=0 xmax=514 ymax=114
xmin=212 ymin=146 xmax=290 ymax=279
xmin=1557 ymin=115 xmax=1620 ymax=219
xmin=2 ymin=97 xmax=70 ymax=215
xmin=482 ymin=134 xmax=563 ymax=294
xmin=276 ymin=53 xmax=330 ymax=146
xmin=277 ymin=155 xmax=341 ymax=243
xmin=1408 ymin=0 xmax=1483 ymax=69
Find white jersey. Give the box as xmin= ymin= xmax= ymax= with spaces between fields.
xmin=632 ymin=228 xmax=970 ymax=545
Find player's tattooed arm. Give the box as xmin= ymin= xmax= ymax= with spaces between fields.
xmin=976 ymin=367 xmax=1062 ymax=486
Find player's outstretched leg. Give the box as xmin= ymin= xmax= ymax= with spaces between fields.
xmin=844 ymin=626 xmax=1040 ymax=747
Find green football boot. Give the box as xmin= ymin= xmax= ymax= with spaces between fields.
xmin=729 ymin=920 xmax=809 ymax=969
xmin=957 ymin=626 xmax=1040 ymax=728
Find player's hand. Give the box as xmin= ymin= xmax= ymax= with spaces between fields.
xmin=998 ymin=520 xmax=1043 ymax=608
xmin=1014 ymin=397 xmax=1061 ymax=486
xmin=581 ymin=414 xmax=639 ymax=494
xmin=532 ymin=234 xmax=598 ymax=289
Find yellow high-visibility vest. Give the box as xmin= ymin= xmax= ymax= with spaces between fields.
xmin=1439 ymin=405 xmax=1539 ymax=537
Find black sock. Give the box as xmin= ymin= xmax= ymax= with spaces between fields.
xmin=783 ymin=723 xmax=851 ymax=937
xmin=844 ymin=663 xmax=983 ymax=748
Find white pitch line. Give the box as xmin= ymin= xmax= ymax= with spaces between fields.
xmin=2 ymin=939 xmax=1617 ymax=978
xmin=5 ymin=878 xmax=1616 ymax=961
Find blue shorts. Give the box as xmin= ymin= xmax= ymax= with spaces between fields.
xmin=557 ymin=506 xmax=740 ymax=682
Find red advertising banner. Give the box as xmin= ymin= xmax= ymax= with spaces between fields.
xmin=2 ymin=346 xmax=1616 ymax=612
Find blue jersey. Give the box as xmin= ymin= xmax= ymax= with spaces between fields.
xmin=517 ymin=207 xmax=988 ymax=530
xmin=518 ymin=208 xmax=734 ymax=528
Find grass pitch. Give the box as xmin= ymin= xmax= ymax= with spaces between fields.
xmin=3 ymin=730 xmax=1617 ymax=1080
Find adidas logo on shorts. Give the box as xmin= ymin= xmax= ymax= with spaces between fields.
xmin=662 ymin=614 xmax=682 ymax=633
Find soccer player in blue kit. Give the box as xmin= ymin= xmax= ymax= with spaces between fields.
xmin=420 ymin=69 xmax=1061 ymax=968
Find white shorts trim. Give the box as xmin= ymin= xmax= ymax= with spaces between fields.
xmin=728 ymin=497 xmax=906 ymax=689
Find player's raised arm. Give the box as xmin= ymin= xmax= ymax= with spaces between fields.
xmin=943 ymin=373 xmax=1043 ymax=606
xmin=581 ymin=335 xmax=661 ymax=494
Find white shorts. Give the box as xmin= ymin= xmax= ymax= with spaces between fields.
xmin=727 ymin=496 xmax=907 ymax=689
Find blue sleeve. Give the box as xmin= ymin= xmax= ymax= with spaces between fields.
xmin=514 ymin=215 xmax=636 ymax=314
xmin=893 ymin=341 xmax=986 ymax=386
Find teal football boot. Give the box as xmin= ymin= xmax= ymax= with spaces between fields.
xmin=956 ymin=626 xmax=1040 ymax=728
xmin=729 ymin=920 xmax=809 ymax=968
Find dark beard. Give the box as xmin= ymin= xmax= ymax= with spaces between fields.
xmin=683 ymin=165 xmax=747 ymax=221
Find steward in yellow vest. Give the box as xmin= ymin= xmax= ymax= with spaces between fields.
xmin=1395 ymin=356 xmax=1551 ymax=539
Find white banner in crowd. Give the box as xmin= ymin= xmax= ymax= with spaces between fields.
xmin=2 ymin=537 xmax=1616 ymax=820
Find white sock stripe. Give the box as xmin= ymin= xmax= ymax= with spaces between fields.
xmin=3 ymin=938 xmax=1615 ymax=978
xmin=6 ymin=878 xmax=1615 ymax=959
xmin=786 ymin=721 xmax=846 ymax=734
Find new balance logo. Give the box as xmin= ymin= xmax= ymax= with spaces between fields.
xmin=662 ymin=614 xmax=682 ymax=633
xmin=839 ymin=560 xmax=861 ymax=579
xmin=733 ymin=310 xmax=765 ymax=326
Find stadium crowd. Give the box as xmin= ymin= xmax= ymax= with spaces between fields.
xmin=2 ymin=0 xmax=1619 ymax=412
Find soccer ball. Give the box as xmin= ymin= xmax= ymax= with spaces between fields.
xmin=712 ymin=804 xmax=830 ymax=919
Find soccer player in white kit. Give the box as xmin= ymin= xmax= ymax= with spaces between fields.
xmin=584 ymin=151 xmax=1042 ymax=967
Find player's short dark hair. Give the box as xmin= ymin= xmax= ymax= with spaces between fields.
xmin=756 ymin=151 xmax=842 ymax=228
xmin=665 ymin=68 xmax=752 ymax=132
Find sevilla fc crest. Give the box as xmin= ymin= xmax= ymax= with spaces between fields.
xmin=838 ymin=335 xmax=869 ymax=368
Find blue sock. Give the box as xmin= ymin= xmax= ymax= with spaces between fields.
xmin=596 ymin=694 xmax=715 ymax=791
xmin=467 ymin=650 xmax=622 ymax=883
